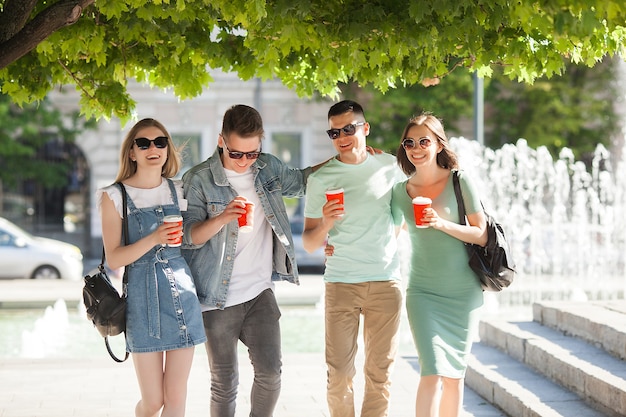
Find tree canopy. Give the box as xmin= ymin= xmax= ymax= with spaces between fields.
xmin=355 ymin=56 xmax=619 ymax=161
xmin=1 ymin=0 xmax=625 ymax=123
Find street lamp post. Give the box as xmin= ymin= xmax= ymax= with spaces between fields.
xmin=473 ymin=73 xmax=484 ymax=146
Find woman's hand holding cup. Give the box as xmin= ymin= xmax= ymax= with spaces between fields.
xmin=412 ymin=196 xmax=432 ymax=228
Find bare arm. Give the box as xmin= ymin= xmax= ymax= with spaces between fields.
xmin=101 ymin=193 xmax=180 ymax=270
xmin=423 ymin=207 xmax=488 ymax=246
xmin=310 ymin=158 xmax=332 ymax=173
xmin=301 ymin=198 xmax=344 ymax=252
xmin=302 ymin=217 xmax=331 ymax=253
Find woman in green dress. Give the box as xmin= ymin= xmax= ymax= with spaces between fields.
xmin=391 ymin=113 xmax=487 ymax=417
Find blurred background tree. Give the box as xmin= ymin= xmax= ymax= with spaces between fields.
xmin=340 ymin=56 xmax=620 ymax=163
xmin=0 ymin=92 xmax=95 ymax=225
xmin=485 ymin=57 xmax=619 ymax=163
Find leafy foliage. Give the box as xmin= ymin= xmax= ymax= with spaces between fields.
xmin=340 ymin=73 xmax=475 ymax=151
xmin=0 ymin=0 xmax=625 ymax=122
xmin=341 ymin=57 xmax=619 ymax=162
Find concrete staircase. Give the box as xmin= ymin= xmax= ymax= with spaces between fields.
xmin=466 ymin=300 xmax=626 ymax=417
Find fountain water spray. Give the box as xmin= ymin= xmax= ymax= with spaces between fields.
xmin=20 ymin=299 xmax=70 ymax=358
xmin=450 ymin=137 xmax=625 ymax=301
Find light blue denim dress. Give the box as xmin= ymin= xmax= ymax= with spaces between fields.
xmin=123 ymin=180 xmax=206 ymax=353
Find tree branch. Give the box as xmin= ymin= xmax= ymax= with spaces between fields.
xmin=56 ymin=58 xmax=96 ymax=102
xmin=0 ymin=0 xmax=95 ymax=70
xmin=0 ymin=0 xmax=38 ymax=43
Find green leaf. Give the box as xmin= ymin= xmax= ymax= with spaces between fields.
xmin=1 ymin=0 xmax=626 ymax=120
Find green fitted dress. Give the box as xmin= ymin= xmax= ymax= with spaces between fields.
xmin=391 ymin=170 xmax=484 ymax=378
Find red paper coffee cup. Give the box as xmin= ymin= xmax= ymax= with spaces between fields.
xmin=325 ymin=188 xmax=344 ymax=217
xmin=163 ymin=215 xmax=183 ymax=247
xmin=237 ymin=201 xmax=254 ymax=233
xmin=412 ymin=196 xmax=431 ymax=228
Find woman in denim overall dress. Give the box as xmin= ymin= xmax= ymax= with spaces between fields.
xmin=98 ymin=118 xmax=206 ymax=417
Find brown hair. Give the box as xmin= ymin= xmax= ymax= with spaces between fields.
xmin=328 ymin=100 xmax=365 ymax=120
xmin=221 ymin=104 xmax=265 ymax=139
xmin=114 ymin=118 xmax=181 ymax=182
xmin=396 ymin=113 xmax=459 ymax=176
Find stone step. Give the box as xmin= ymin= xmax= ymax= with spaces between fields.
xmin=467 ymin=343 xmax=606 ymax=417
xmin=533 ymin=300 xmax=626 ymax=361
xmin=477 ymin=318 xmax=626 ymax=417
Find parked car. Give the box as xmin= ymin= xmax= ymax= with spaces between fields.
xmin=0 ymin=217 xmax=83 ymax=280
xmin=289 ymin=201 xmax=326 ymax=274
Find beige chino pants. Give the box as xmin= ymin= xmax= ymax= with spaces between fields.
xmin=325 ymin=280 xmax=403 ymax=417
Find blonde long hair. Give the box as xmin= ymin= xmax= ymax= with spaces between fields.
xmin=114 ymin=118 xmax=182 ymax=182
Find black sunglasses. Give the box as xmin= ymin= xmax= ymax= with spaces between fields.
xmin=134 ymin=136 xmax=168 ymax=150
xmin=224 ymin=143 xmax=261 ymax=160
xmin=326 ymin=122 xmax=366 ymax=140
xmin=402 ymin=137 xmax=433 ymax=150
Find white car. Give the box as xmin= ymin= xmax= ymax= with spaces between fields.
xmin=0 ymin=217 xmax=83 ymax=280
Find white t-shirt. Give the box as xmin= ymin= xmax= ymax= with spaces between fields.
xmin=96 ymin=178 xmax=187 ymax=216
xmin=211 ymin=168 xmax=274 ymax=309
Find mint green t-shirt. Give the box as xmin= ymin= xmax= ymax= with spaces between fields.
xmin=304 ymin=153 xmax=406 ymax=283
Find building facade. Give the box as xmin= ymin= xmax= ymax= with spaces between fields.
xmin=48 ymin=70 xmax=337 ymax=256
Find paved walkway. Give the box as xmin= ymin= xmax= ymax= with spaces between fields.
xmin=0 ymin=276 xmax=509 ymax=417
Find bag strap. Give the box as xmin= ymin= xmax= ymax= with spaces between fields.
xmin=116 ymin=182 xmax=130 ymax=298
xmin=112 ymin=182 xmax=130 ymax=363
xmin=105 ymin=336 xmax=128 ymax=363
xmin=453 ymin=170 xmax=480 ymax=262
xmin=452 ymin=170 xmax=467 ymax=226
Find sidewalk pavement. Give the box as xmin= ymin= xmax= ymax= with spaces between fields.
xmin=0 ymin=276 xmax=507 ymax=417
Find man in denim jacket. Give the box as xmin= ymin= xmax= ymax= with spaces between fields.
xmin=181 ymin=104 xmax=318 ymax=417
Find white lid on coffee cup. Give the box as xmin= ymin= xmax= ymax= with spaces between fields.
xmin=412 ymin=196 xmax=432 ymax=205
xmin=325 ymin=188 xmax=344 ymax=195
xmin=163 ymin=215 xmax=183 ymax=222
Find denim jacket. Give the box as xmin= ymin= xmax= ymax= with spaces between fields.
xmin=181 ymin=148 xmax=312 ymax=309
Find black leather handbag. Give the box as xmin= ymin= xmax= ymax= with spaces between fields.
xmin=83 ymin=182 xmax=129 ymax=362
xmin=452 ymin=171 xmax=515 ymax=292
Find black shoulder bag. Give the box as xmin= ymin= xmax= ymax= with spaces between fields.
xmin=82 ymin=182 xmax=129 ymax=362
xmin=452 ymin=171 xmax=515 ymax=292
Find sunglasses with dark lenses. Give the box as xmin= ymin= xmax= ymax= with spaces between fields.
xmin=224 ymin=143 xmax=261 ymax=160
xmin=134 ymin=136 xmax=168 ymax=150
xmin=402 ymin=137 xmax=432 ymax=150
xmin=326 ymin=122 xmax=366 ymax=140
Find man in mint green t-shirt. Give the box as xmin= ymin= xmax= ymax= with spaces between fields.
xmin=303 ymin=100 xmax=406 ymax=417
